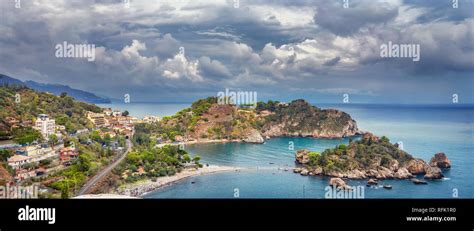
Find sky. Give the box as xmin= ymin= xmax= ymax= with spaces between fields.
xmin=0 ymin=0 xmax=473 ymax=104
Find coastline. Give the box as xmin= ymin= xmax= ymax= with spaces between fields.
xmin=115 ymin=165 xmax=243 ymax=197
xmin=155 ymin=138 xmax=242 ymax=148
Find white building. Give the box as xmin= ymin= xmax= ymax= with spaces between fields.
xmin=143 ymin=115 xmax=161 ymax=123
xmin=34 ymin=114 xmax=56 ymax=140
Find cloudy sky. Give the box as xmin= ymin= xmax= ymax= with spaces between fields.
xmin=0 ymin=0 xmax=473 ymax=103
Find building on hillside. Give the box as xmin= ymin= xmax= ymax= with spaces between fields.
xmin=10 ymin=145 xmax=58 ymax=169
xmin=75 ymin=128 xmax=89 ymax=135
xmin=86 ymin=112 xmax=108 ymax=127
xmin=143 ymin=115 xmax=161 ymax=123
xmin=103 ymin=108 xmax=113 ymax=116
xmin=59 ymin=147 xmax=78 ymax=165
xmin=112 ymin=110 xmax=122 ymax=117
xmin=56 ymin=125 xmax=66 ymax=131
xmin=34 ymin=114 xmax=56 ymax=139
xmin=7 ymin=155 xmax=31 ymax=170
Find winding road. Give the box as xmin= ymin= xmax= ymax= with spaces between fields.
xmin=77 ymin=139 xmax=132 ymax=195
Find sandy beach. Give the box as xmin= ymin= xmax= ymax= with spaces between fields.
xmin=115 ymin=165 xmax=243 ymax=197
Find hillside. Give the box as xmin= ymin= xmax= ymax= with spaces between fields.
xmin=257 ymin=99 xmax=359 ymax=138
xmin=133 ymin=97 xmax=360 ymax=145
xmin=0 ymin=74 xmax=111 ymax=103
xmin=0 ymin=85 xmax=101 ymax=136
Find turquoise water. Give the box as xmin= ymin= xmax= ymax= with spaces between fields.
xmin=102 ymin=102 xmax=473 ymax=198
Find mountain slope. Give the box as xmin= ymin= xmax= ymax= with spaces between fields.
xmin=0 ymin=85 xmax=102 ymax=134
xmin=0 ymin=74 xmax=111 ymax=104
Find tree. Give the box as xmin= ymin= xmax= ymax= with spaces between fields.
xmin=122 ymin=110 xmax=129 ymax=116
xmin=308 ymin=152 xmax=321 ymax=165
xmin=60 ymin=183 xmax=69 ymax=199
xmin=338 ymin=144 xmax=347 ymax=150
xmin=192 ymin=155 xmax=201 ymax=164
xmin=48 ymin=134 xmax=58 ymax=146
xmin=13 ymin=127 xmax=42 ymax=145
xmin=183 ymin=154 xmax=191 ymax=163
xmin=103 ymin=134 xmax=112 ymax=146
xmin=380 ymin=136 xmax=390 ymax=143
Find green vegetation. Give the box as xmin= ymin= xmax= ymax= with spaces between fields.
xmin=0 ymin=149 xmax=14 ymax=162
xmin=306 ymin=135 xmax=413 ymax=172
xmin=0 ymin=86 xmax=100 ymax=136
xmin=113 ymin=145 xmax=201 ymax=183
xmin=256 ymin=100 xmax=281 ymax=112
xmin=133 ymin=97 xmax=220 ymax=143
xmin=12 ymin=127 xmax=42 ymax=145
xmin=258 ymin=99 xmax=355 ymax=135
xmin=48 ymin=135 xmax=125 ymax=198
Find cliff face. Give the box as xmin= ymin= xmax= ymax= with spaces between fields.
xmin=259 ymin=100 xmax=359 ymax=138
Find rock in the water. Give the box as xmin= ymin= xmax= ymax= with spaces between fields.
xmin=412 ymin=178 xmax=428 ymax=185
xmin=300 ymin=169 xmax=309 ymax=176
xmin=429 ymin=153 xmax=451 ymax=168
xmin=367 ymin=178 xmax=378 ymax=186
xmin=329 ymin=177 xmax=351 ymax=191
xmin=394 ymin=167 xmax=413 ymax=179
xmin=424 ymin=166 xmax=444 ymax=179
xmin=405 ymin=159 xmax=429 ymax=175
xmin=293 ymin=168 xmax=303 ymax=173
xmin=242 ymin=129 xmax=264 ymax=144
xmin=295 ymin=149 xmax=310 ymax=164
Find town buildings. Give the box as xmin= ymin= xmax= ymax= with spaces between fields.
xmin=86 ymin=112 xmax=108 ymax=127
xmin=33 ymin=114 xmax=56 ymax=139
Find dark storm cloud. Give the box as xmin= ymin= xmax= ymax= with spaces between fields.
xmin=0 ymin=0 xmax=472 ymax=103
xmin=314 ymin=0 xmax=398 ymax=36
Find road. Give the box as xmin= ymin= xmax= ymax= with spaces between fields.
xmin=77 ymin=139 xmax=132 ymax=195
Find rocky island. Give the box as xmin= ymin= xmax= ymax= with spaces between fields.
xmin=294 ymin=133 xmax=451 ymax=184
xmin=136 ymin=97 xmax=361 ymax=146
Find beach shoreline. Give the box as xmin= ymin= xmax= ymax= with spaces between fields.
xmin=115 ymin=165 xmax=243 ymax=197
xmin=155 ymin=138 xmax=242 ymax=148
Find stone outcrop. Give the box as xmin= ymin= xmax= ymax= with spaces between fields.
xmin=242 ymin=129 xmax=264 ymax=144
xmin=300 ymin=169 xmax=309 ymax=176
xmin=295 ymin=149 xmax=310 ymax=164
xmin=367 ymin=179 xmax=378 ymax=186
xmin=329 ymin=177 xmax=352 ymax=191
xmin=424 ymin=166 xmax=443 ymax=179
xmin=429 ymin=153 xmax=451 ymax=168
xmin=405 ymin=159 xmax=430 ymax=175
xmin=393 ymin=167 xmax=413 ymax=179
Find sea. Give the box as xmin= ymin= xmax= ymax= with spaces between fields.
xmin=98 ymin=102 xmax=474 ymax=198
